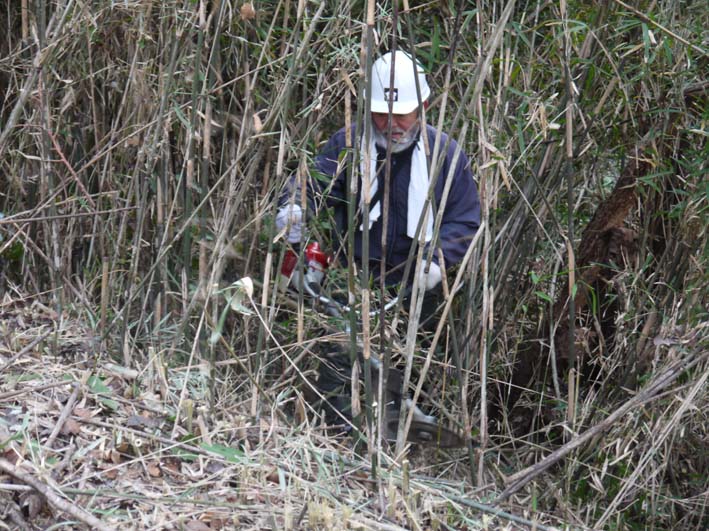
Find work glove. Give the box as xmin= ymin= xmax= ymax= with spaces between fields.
xmin=275 ymin=204 xmax=304 ymax=244
xmin=418 ymin=260 xmax=442 ymax=290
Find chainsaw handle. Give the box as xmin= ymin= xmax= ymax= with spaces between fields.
xmin=300 ymin=279 xmax=402 ymax=319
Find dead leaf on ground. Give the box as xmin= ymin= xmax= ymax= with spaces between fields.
xmin=265 ymin=468 xmax=279 ymax=484
xmin=147 ymin=462 xmax=162 ymax=478
xmin=185 ymin=520 xmax=212 ymax=531
xmin=109 ymin=448 xmax=123 ymax=464
xmin=61 ymin=418 xmax=82 ymax=435
xmin=161 ymin=457 xmax=181 ymax=476
xmin=72 ymin=407 xmax=95 ymax=419
xmin=19 ymin=491 xmax=45 ymax=519
xmin=100 ymin=467 xmax=119 ymax=480
xmin=2 ymin=449 xmax=20 ymax=464
xmin=201 ymin=512 xmax=228 ymax=529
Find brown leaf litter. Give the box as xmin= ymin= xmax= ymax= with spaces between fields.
xmin=0 ymin=293 xmax=566 ymax=530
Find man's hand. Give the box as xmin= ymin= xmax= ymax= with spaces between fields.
xmin=276 ymin=204 xmax=304 ymax=243
xmin=418 ymin=261 xmax=442 ymax=290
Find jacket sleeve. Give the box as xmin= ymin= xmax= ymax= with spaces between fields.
xmin=435 ymin=141 xmax=480 ymax=267
xmin=280 ymin=128 xmax=350 ymax=218
xmin=313 ymin=129 xmax=350 ymax=212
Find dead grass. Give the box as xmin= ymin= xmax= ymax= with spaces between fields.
xmin=1 ymin=293 xmax=575 ymax=530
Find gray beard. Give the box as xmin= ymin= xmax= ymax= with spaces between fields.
xmin=373 ymin=125 xmax=419 ymax=153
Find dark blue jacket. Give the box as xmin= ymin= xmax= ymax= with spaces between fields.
xmin=296 ymin=125 xmax=480 ymax=285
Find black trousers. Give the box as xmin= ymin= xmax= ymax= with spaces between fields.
xmin=314 ymin=285 xmax=445 ymax=426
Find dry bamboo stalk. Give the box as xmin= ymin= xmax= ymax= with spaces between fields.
xmin=475 ymin=84 xmax=493 ymax=487
xmin=280 ymin=0 xmax=292 ymax=56
xmin=399 ymin=123 xmax=467 ymax=446
xmin=99 ymin=256 xmax=109 ymax=334
xmin=403 ymin=222 xmax=484 ymax=448
xmin=171 ymin=312 xmax=206 ymax=439
xmin=0 ymin=207 xmax=138 ymax=225
xmin=46 ymin=130 xmax=97 ymax=210
xmin=199 ymin=0 xmax=210 ymax=298
xmin=0 ymin=381 xmax=72 ymax=402
xmin=562 ymin=0 xmax=578 ymax=432
xmin=21 ymin=0 xmax=29 ymax=41
xmin=0 ymin=0 xmax=75 ymax=159
xmin=360 ymin=0 xmax=376 ymax=460
xmin=297 ymin=153 xmax=309 ymax=347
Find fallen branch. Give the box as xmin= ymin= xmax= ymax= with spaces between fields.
xmin=495 ymin=352 xmax=707 ymax=502
xmin=0 ymin=458 xmax=112 ymax=531
xmin=45 ymin=382 xmax=80 ymax=449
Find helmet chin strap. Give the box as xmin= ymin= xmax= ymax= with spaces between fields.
xmin=374 ymin=123 xmax=420 ymax=153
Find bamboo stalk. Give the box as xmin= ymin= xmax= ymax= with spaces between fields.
xmin=21 ymin=0 xmax=29 ymax=41
xmin=561 ymin=0 xmax=577 ymax=433
xmin=0 ymin=1 xmax=76 ymax=160
xmin=477 ymin=108 xmax=491 ymax=487
xmin=45 ymin=383 xmax=80 ymax=449
xmin=377 ymin=0 xmax=401 ymax=488
xmin=360 ymin=0 xmax=377 ymax=469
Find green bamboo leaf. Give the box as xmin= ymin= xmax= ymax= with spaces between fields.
xmin=200 ymin=443 xmax=244 ymax=463
xmin=535 ymin=291 xmax=553 ymax=303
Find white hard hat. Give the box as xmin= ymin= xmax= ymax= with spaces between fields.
xmin=370 ymin=51 xmax=430 ymax=115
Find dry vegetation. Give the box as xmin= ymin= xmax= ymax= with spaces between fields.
xmin=0 ymin=1 xmax=707 ymax=530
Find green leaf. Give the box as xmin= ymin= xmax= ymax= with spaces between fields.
xmin=535 ymin=291 xmax=553 ymax=303
xmin=99 ymin=397 xmax=119 ymax=411
xmin=170 ymin=447 xmax=198 ymax=461
xmin=173 ymin=105 xmax=191 ymax=129
xmin=16 ymin=373 xmax=41 ymax=382
xmin=87 ymin=375 xmax=111 ymax=395
xmin=200 ymin=443 xmax=244 ymax=463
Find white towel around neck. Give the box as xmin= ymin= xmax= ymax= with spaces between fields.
xmin=359 ymin=131 xmax=434 ymax=242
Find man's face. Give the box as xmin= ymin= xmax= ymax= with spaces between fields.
xmin=371 ymin=108 xmax=419 ymax=142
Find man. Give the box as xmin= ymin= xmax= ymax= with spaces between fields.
xmin=278 ymin=50 xmax=480 ymax=295
xmin=277 ymin=50 xmax=480 ymax=429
